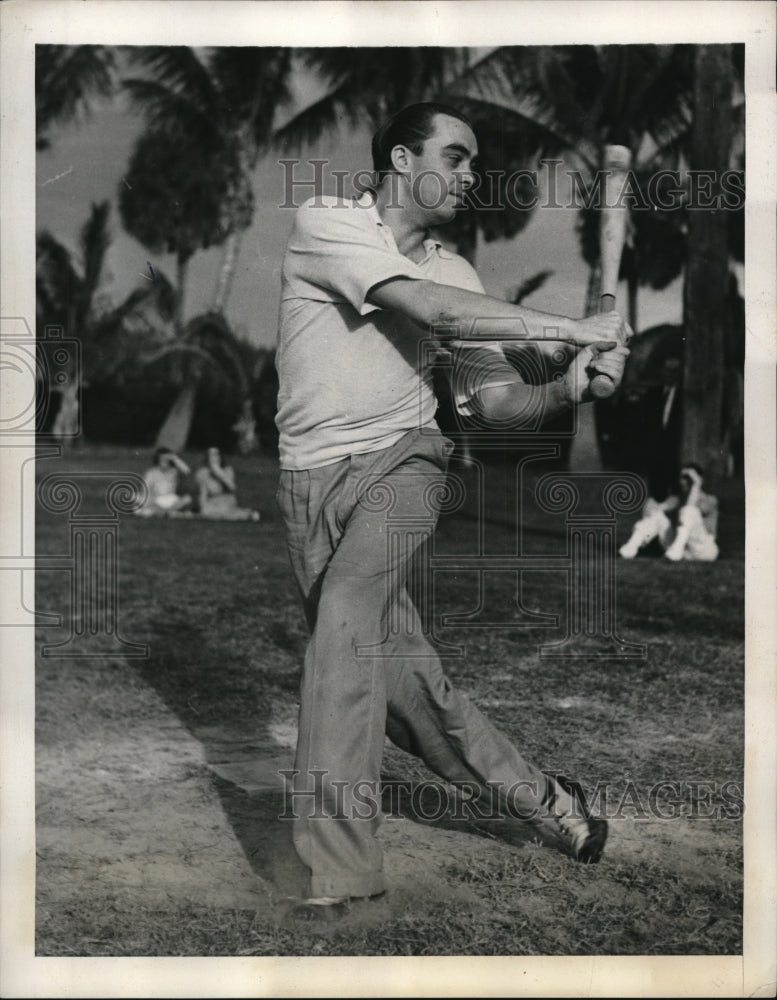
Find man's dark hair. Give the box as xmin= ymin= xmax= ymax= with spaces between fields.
xmin=371 ymin=102 xmax=473 ymax=181
xmin=153 ymin=446 xmax=174 ymax=466
xmin=681 ymin=462 xmax=704 ymax=478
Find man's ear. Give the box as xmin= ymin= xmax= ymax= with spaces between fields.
xmin=390 ymin=144 xmax=412 ymax=175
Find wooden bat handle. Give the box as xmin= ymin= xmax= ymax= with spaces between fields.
xmin=590 ymin=290 xmax=617 ymax=398
xmin=600 ymin=294 xmax=616 ymax=313
xmin=590 ymin=145 xmax=632 ymax=400
xmin=589 ymin=367 xmax=617 ymax=399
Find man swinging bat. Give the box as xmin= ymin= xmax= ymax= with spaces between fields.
xmin=275 ymin=103 xmax=632 ymax=918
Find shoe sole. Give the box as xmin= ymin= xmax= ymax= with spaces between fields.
xmin=552 ymin=773 xmax=608 ymax=864
xmin=577 ymin=817 xmax=608 ymax=864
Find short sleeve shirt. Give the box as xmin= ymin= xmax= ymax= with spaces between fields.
xmin=276 ymin=193 xmax=513 ymax=470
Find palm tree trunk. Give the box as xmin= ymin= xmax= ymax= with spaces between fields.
xmin=174 ymin=253 xmax=188 ymax=338
xmin=626 ymin=250 xmax=638 ymax=333
xmin=681 ymin=44 xmax=732 ymax=479
xmin=156 ymin=251 xmax=197 ymax=450
xmin=155 ymin=377 xmax=198 ymax=452
xmin=213 ymin=229 xmax=244 ymax=313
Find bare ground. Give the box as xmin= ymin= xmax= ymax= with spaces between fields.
xmin=36 ymin=645 xmax=742 ymax=954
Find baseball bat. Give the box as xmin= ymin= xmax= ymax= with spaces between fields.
xmin=589 ymin=143 xmax=632 ymax=400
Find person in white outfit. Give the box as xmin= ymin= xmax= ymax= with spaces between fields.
xmin=136 ymin=447 xmax=193 ymax=517
xmin=619 ymin=463 xmax=719 ymax=562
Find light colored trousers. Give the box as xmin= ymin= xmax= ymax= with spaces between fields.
xmin=277 ymin=427 xmax=548 ymax=898
xmin=630 ymin=498 xmax=718 ymax=562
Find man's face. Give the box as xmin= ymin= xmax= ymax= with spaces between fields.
xmin=403 ymin=114 xmax=478 ymax=225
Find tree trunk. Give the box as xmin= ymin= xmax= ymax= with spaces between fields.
xmin=213 ymin=229 xmax=243 ymax=314
xmin=626 ymin=248 xmax=638 ymax=333
xmin=173 ymin=253 xmax=188 ymax=338
xmin=681 ymin=45 xmax=732 ymax=479
xmin=156 ymin=252 xmax=197 ymax=451
xmin=155 ymin=377 xmax=198 ymax=452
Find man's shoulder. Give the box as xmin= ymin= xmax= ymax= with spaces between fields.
xmin=295 ymin=194 xmax=373 ymax=220
xmin=290 ymin=194 xmax=379 ymax=240
xmin=297 ymin=194 xmax=364 ymax=211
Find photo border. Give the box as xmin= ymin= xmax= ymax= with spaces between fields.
xmin=1 ymin=2 xmax=774 ymax=996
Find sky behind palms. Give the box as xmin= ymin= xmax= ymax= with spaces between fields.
xmin=36 ymin=54 xmax=683 ymax=349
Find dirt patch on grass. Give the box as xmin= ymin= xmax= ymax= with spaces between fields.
xmin=36 ymin=648 xmax=742 ymax=956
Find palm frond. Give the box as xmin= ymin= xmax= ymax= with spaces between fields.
xmin=124 ymin=46 xmax=218 ymax=111
xmin=448 ymin=47 xmax=587 ymax=145
xmin=144 ymin=269 xmax=177 ymax=323
xmin=36 ymin=45 xmax=117 ymax=145
xmin=299 ymin=47 xmax=464 ymax=114
xmin=446 ymin=93 xmax=593 ymax=167
xmin=105 ymin=284 xmax=159 ymax=327
xmin=207 ymin=47 xmax=294 ymax=140
xmin=512 ymin=269 xmax=554 ymax=304
xmin=122 ymin=78 xmax=214 ymax=137
xmin=184 ymin=313 xmax=250 ymax=394
xmin=79 ymin=202 xmax=111 ymax=304
xmin=271 ymin=82 xmax=368 ymax=154
xmin=36 ymin=231 xmax=81 ymax=321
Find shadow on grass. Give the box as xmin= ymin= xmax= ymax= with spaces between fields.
xmin=133 ymin=616 xmax=310 ymax=897
xmin=137 ymin=615 xmax=542 ymax=900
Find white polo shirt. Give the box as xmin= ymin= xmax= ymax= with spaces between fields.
xmin=276 ymin=193 xmax=496 ymax=470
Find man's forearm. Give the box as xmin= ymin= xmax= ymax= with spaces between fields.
xmin=473 ymin=378 xmax=574 ymax=428
xmin=369 ymin=278 xmax=576 ymax=342
xmin=425 ymin=282 xmax=577 ymax=342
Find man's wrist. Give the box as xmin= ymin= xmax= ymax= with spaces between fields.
xmin=551 ymin=376 xmax=576 ymax=410
xmin=531 ymin=313 xmax=576 ymax=344
xmin=552 ymin=315 xmax=577 ymax=343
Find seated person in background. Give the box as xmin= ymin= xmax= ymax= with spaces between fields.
xmin=194 ymin=447 xmax=260 ymax=521
xmin=619 ymin=463 xmax=719 ymax=562
xmin=136 ymin=447 xmax=193 ymax=517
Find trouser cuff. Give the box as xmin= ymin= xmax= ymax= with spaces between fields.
xmin=309 ymin=871 xmax=385 ymax=899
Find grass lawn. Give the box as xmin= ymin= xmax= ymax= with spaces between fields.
xmin=33 ymin=444 xmax=744 ymax=957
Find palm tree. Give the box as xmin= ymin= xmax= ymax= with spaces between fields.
xmin=681 ymin=44 xmax=735 ymax=478
xmin=122 ymin=46 xmax=293 ymax=313
xmin=119 ymin=123 xmax=252 ymax=334
xmin=118 ymin=122 xmax=255 ymax=450
xmin=36 ymin=45 xmax=117 ymax=150
xmin=446 ymin=44 xmax=698 ymax=326
xmin=138 ymin=312 xmax=254 ymax=452
xmin=273 ymin=47 xmax=547 ymax=263
xmin=36 ymin=201 xmax=172 ymax=440
xmin=447 ymin=44 xmax=745 ymax=474
xmin=273 ymin=47 xmax=465 ymax=148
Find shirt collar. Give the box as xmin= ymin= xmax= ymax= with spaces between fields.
xmin=355 ymin=191 xmax=444 ymax=255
